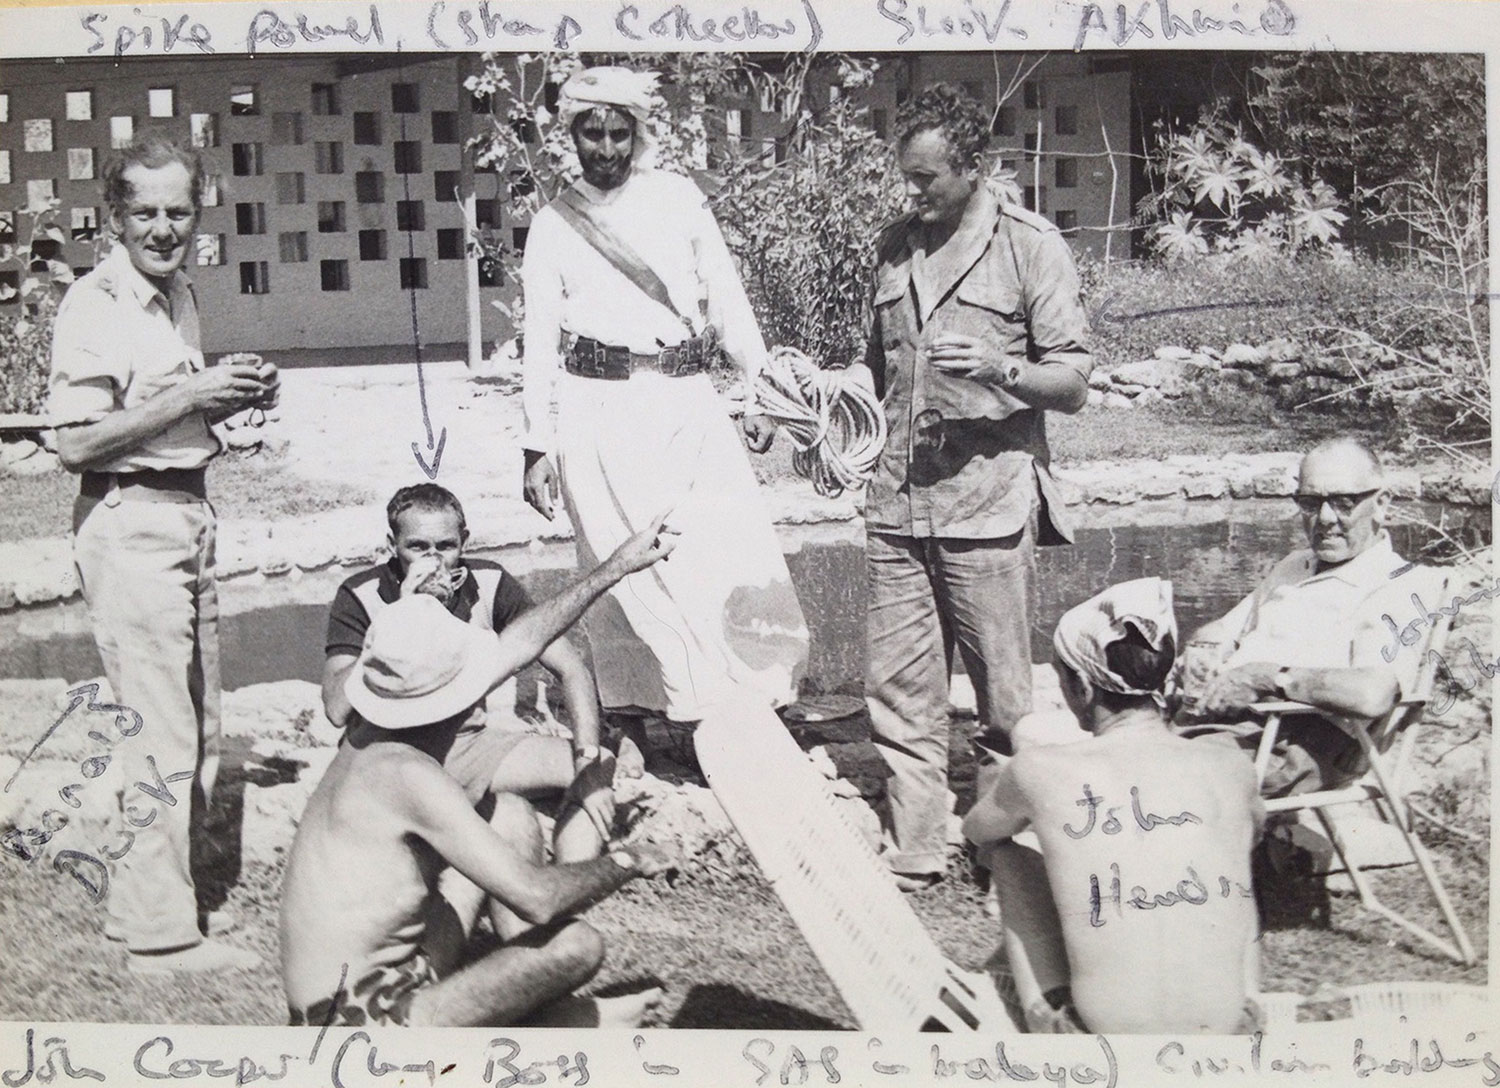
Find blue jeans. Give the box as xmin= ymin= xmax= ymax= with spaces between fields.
xmin=865 ymin=524 xmax=1035 ymax=876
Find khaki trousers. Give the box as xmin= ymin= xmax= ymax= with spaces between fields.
xmin=73 ymin=493 xmax=219 ymax=953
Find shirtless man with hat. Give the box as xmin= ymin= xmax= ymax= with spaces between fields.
xmin=280 ymin=517 xmax=677 ymax=1027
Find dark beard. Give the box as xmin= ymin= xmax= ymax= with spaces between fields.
xmin=579 ymin=154 xmax=631 ymax=190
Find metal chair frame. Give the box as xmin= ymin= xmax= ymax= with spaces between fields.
xmin=1249 ymin=590 xmax=1475 ymax=965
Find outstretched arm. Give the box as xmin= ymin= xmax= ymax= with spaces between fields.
xmin=406 ymin=760 xmax=674 ymax=925
xmin=489 ymin=514 xmax=677 ymax=683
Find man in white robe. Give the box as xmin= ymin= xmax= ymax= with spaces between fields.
xmin=520 ymin=67 xmax=808 ymax=738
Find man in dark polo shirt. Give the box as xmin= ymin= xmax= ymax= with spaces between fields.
xmin=49 ymin=131 xmax=276 ymax=972
xmin=323 ymin=483 xmax=614 ymax=859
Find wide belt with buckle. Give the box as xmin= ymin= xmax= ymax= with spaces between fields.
xmin=564 ymin=335 xmax=709 ymax=380
xmin=80 ymin=467 xmax=209 ymax=503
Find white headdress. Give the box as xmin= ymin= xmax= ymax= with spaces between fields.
xmin=555 ymin=66 xmax=661 ymax=166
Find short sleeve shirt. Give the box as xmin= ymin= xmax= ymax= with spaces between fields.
xmin=47 ymin=244 xmax=218 ymax=472
xmin=326 ymin=558 xmax=533 ymax=658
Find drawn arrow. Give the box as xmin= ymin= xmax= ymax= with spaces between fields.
xmin=410 ymin=350 xmax=447 ymax=478
xmin=412 ymin=428 xmax=447 ymax=479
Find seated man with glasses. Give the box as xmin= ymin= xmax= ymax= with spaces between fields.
xmin=1175 ymin=436 xmax=1431 ymax=797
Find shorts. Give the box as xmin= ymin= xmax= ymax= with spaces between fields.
xmin=288 ymin=950 xmax=438 ymax=1028
xmin=447 ymin=723 xmax=531 ymax=806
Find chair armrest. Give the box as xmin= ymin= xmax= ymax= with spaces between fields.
xmin=1247 ymin=700 xmax=1317 ymax=716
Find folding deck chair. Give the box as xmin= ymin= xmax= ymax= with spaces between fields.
xmin=1249 ymin=576 xmax=1476 ymax=965
xmin=694 ymin=704 xmax=1017 ymax=1031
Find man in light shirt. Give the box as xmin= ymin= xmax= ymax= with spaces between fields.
xmin=520 ymin=66 xmax=808 ymax=749
xmin=48 ymin=131 xmax=276 ymax=972
xmin=1177 ymin=436 xmax=1429 ymax=796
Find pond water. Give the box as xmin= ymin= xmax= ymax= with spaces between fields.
xmin=1 ymin=501 xmax=1487 ymax=696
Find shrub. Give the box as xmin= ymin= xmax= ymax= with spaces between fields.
xmin=710 ymin=95 xmax=906 ymax=369
xmin=0 ymin=203 xmax=75 ymax=415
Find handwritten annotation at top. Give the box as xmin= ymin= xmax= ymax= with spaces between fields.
xmin=65 ymin=0 xmax=1301 ymax=59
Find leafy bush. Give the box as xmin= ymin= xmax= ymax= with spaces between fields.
xmin=0 ymin=203 xmax=75 ymax=415
xmin=1081 ymin=249 xmax=1489 ymax=452
xmin=466 ymin=53 xmax=908 ymax=370
xmin=710 ymin=95 xmax=906 ymax=369
xmin=1139 ymin=103 xmax=1346 ymax=261
xmin=1082 ymin=250 xmax=1403 ymax=364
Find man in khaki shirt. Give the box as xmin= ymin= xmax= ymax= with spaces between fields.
xmin=49 ymin=132 xmax=276 ymax=972
xmin=864 ymin=84 xmax=1092 ymax=888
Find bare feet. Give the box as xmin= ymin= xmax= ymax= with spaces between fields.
xmin=127 ymin=939 xmax=262 ymax=974
xmin=529 ymin=986 xmax=665 ymax=1028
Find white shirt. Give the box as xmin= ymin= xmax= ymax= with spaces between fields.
xmin=520 ymin=168 xmax=766 ymax=453
xmin=1210 ymin=532 xmax=1435 ymax=692
xmin=47 ymin=244 xmax=217 ymax=472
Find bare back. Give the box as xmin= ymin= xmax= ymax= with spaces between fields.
xmin=279 ymin=731 xmax=451 ymax=1011
xmin=1016 ymin=726 xmax=1262 ymax=1033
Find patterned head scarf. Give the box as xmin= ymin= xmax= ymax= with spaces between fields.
xmin=1053 ymin=577 xmax=1177 ymax=700
xmin=556 ymin=66 xmax=660 ymax=166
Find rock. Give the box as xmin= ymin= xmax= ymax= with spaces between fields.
xmin=215 ymin=522 xmax=271 ymax=579
xmin=1 ymin=439 xmax=39 ymax=465
xmin=1194 ymin=346 xmax=1222 ymax=361
xmin=225 ymin=431 xmax=262 ymax=452
xmin=1228 ymin=474 xmax=1257 ymax=500
xmin=1088 ymin=481 xmax=1141 ymax=505
xmin=1262 ymin=338 xmax=1302 ymax=363
xmin=1137 ymin=474 xmax=1180 ymax=499
xmin=241 ymin=777 xmax=319 ymax=867
xmin=1153 ymin=346 xmax=1196 ymax=362
xmin=6 ymin=543 xmax=79 ymax=606
xmin=222 ymin=680 xmax=324 ymax=743
xmin=10 ymin=450 xmax=59 ymax=476
xmin=37 ymin=429 xmax=57 ymax=453
xmin=1158 ymin=373 xmax=1187 ymax=398
xmin=1135 ymin=387 xmax=1165 ymax=406
xmin=1266 ymin=362 xmax=1304 ymax=382
xmin=1184 ymin=476 xmax=1228 ymax=500
xmin=0 ymin=583 xmax=15 ymax=610
xmin=1423 ymin=473 xmax=1494 ymax=506
xmin=615 ymin=773 xmax=751 ymax=879
xmin=1112 ymin=382 xmax=1147 ymax=397
xmin=1182 ymin=357 xmax=1220 ymax=380
xmin=1221 ymin=343 xmax=1265 ymax=368
xmin=1050 ymin=475 xmax=1085 ymax=506
xmin=1304 ymin=355 xmax=1354 ymax=379
xmin=1087 ymin=370 xmax=1114 ymax=391
xmin=1101 ymin=392 xmax=1134 ymax=410
xmin=1085 ymin=389 xmax=1105 ymax=408
xmin=1252 ymin=470 xmax=1296 ymax=498
xmin=1109 ymin=359 xmax=1180 ymax=389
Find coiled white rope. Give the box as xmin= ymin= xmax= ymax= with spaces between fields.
xmin=753 ymin=346 xmax=887 ymax=499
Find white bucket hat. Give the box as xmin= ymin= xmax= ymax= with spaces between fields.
xmin=345 ymin=595 xmax=502 ymax=729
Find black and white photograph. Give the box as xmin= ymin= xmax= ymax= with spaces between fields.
xmin=0 ymin=0 xmax=1491 ymax=1078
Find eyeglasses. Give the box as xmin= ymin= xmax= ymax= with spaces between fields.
xmin=1292 ymin=489 xmax=1381 ymax=516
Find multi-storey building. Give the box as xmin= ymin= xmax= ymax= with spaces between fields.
xmin=0 ymin=52 xmax=1148 ymax=359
